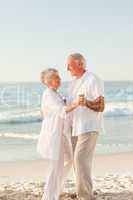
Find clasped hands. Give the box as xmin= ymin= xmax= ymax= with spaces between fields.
xmin=73 ymin=95 xmax=104 ymax=112
xmin=72 ymin=95 xmax=88 ymax=108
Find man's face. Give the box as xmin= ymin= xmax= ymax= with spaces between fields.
xmin=67 ymin=57 xmax=81 ymax=77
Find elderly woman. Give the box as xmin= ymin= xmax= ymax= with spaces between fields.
xmin=37 ymin=68 xmax=80 ymax=200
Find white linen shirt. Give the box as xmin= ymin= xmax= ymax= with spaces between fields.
xmin=67 ymin=71 xmax=104 ymax=136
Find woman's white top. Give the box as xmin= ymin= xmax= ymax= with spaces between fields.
xmin=37 ymin=87 xmax=72 ymax=162
xmin=67 ymin=70 xmax=104 ymax=136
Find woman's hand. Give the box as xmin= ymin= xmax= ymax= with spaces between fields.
xmin=72 ymin=99 xmax=80 ymax=108
xmin=65 ymin=99 xmax=80 ymax=113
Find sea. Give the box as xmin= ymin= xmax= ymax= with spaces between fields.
xmin=0 ymin=81 xmax=133 ymax=161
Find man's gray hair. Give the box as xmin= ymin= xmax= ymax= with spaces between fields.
xmin=41 ymin=68 xmax=58 ymax=85
xmin=69 ymin=53 xmax=86 ymax=68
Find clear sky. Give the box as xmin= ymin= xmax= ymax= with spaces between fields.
xmin=0 ymin=0 xmax=133 ymax=82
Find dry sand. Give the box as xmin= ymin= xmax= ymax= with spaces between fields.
xmin=0 ymin=152 xmax=133 ymax=200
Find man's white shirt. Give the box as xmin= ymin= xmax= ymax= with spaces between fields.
xmin=67 ymin=70 xmax=104 ymax=136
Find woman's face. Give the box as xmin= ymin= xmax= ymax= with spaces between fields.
xmin=49 ymin=73 xmax=61 ymax=89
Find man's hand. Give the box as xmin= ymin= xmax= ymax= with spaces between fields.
xmin=79 ymin=94 xmax=86 ymax=106
xmin=86 ymin=96 xmax=105 ymax=112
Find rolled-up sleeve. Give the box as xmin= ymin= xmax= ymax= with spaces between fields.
xmin=91 ymin=77 xmax=104 ymax=99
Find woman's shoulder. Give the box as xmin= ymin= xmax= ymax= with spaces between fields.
xmin=42 ymin=87 xmax=53 ymax=96
xmin=41 ymin=88 xmax=52 ymax=101
xmin=42 ymin=88 xmax=60 ymax=103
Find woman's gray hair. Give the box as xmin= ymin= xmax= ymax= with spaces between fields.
xmin=41 ymin=68 xmax=58 ymax=85
xmin=69 ymin=53 xmax=86 ymax=68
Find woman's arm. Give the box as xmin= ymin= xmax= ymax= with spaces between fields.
xmin=41 ymin=92 xmax=79 ymax=118
xmin=65 ymin=100 xmax=79 ymax=113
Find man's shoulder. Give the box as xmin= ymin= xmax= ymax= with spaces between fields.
xmin=87 ymin=71 xmax=103 ymax=83
xmin=66 ymin=80 xmax=75 ymax=91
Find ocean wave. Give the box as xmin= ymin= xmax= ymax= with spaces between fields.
xmin=1 ymin=132 xmax=133 ymax=153
xmin=104 ymin=101 xmax=133 ymax=117
xmin=0 ymin=132 xmax=38 ymax=140
xmin=0 ymin=110 xmax=42 ymax=124
xmin=0 ymin=101 xmax=133 ymax=124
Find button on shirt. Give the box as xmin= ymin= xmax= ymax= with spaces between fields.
xmin=67 ymin=71 xmax=104 ymax=136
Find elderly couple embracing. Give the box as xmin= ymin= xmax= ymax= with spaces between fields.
xmin=37 ymin=53 xmax=105 ymax=200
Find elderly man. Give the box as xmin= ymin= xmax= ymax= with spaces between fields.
xmin=66 ymin=53 xmax=105 ymax=200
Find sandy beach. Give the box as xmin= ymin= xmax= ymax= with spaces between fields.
xmin=1 ymin=152 xmax=133 ymax=178
xmin=0 ymin=152 xmax=133 ymax=200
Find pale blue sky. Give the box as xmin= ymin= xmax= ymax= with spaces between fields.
xmin=0 ymin=0 xmax=133 ymax=81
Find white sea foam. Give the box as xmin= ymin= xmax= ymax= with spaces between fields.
xmin=0 ymin=101 xmax=133 ymax=124
xmin=104 ymin=101 xmax=133 ymax=117
xmin=0 ymin=109 xmax=41 ymax=124
xmin=0 ymin=132 xmax=38 ymax=140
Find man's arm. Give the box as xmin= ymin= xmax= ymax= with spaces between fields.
xmin=86 ymin=96 xmax=105 ymax=112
